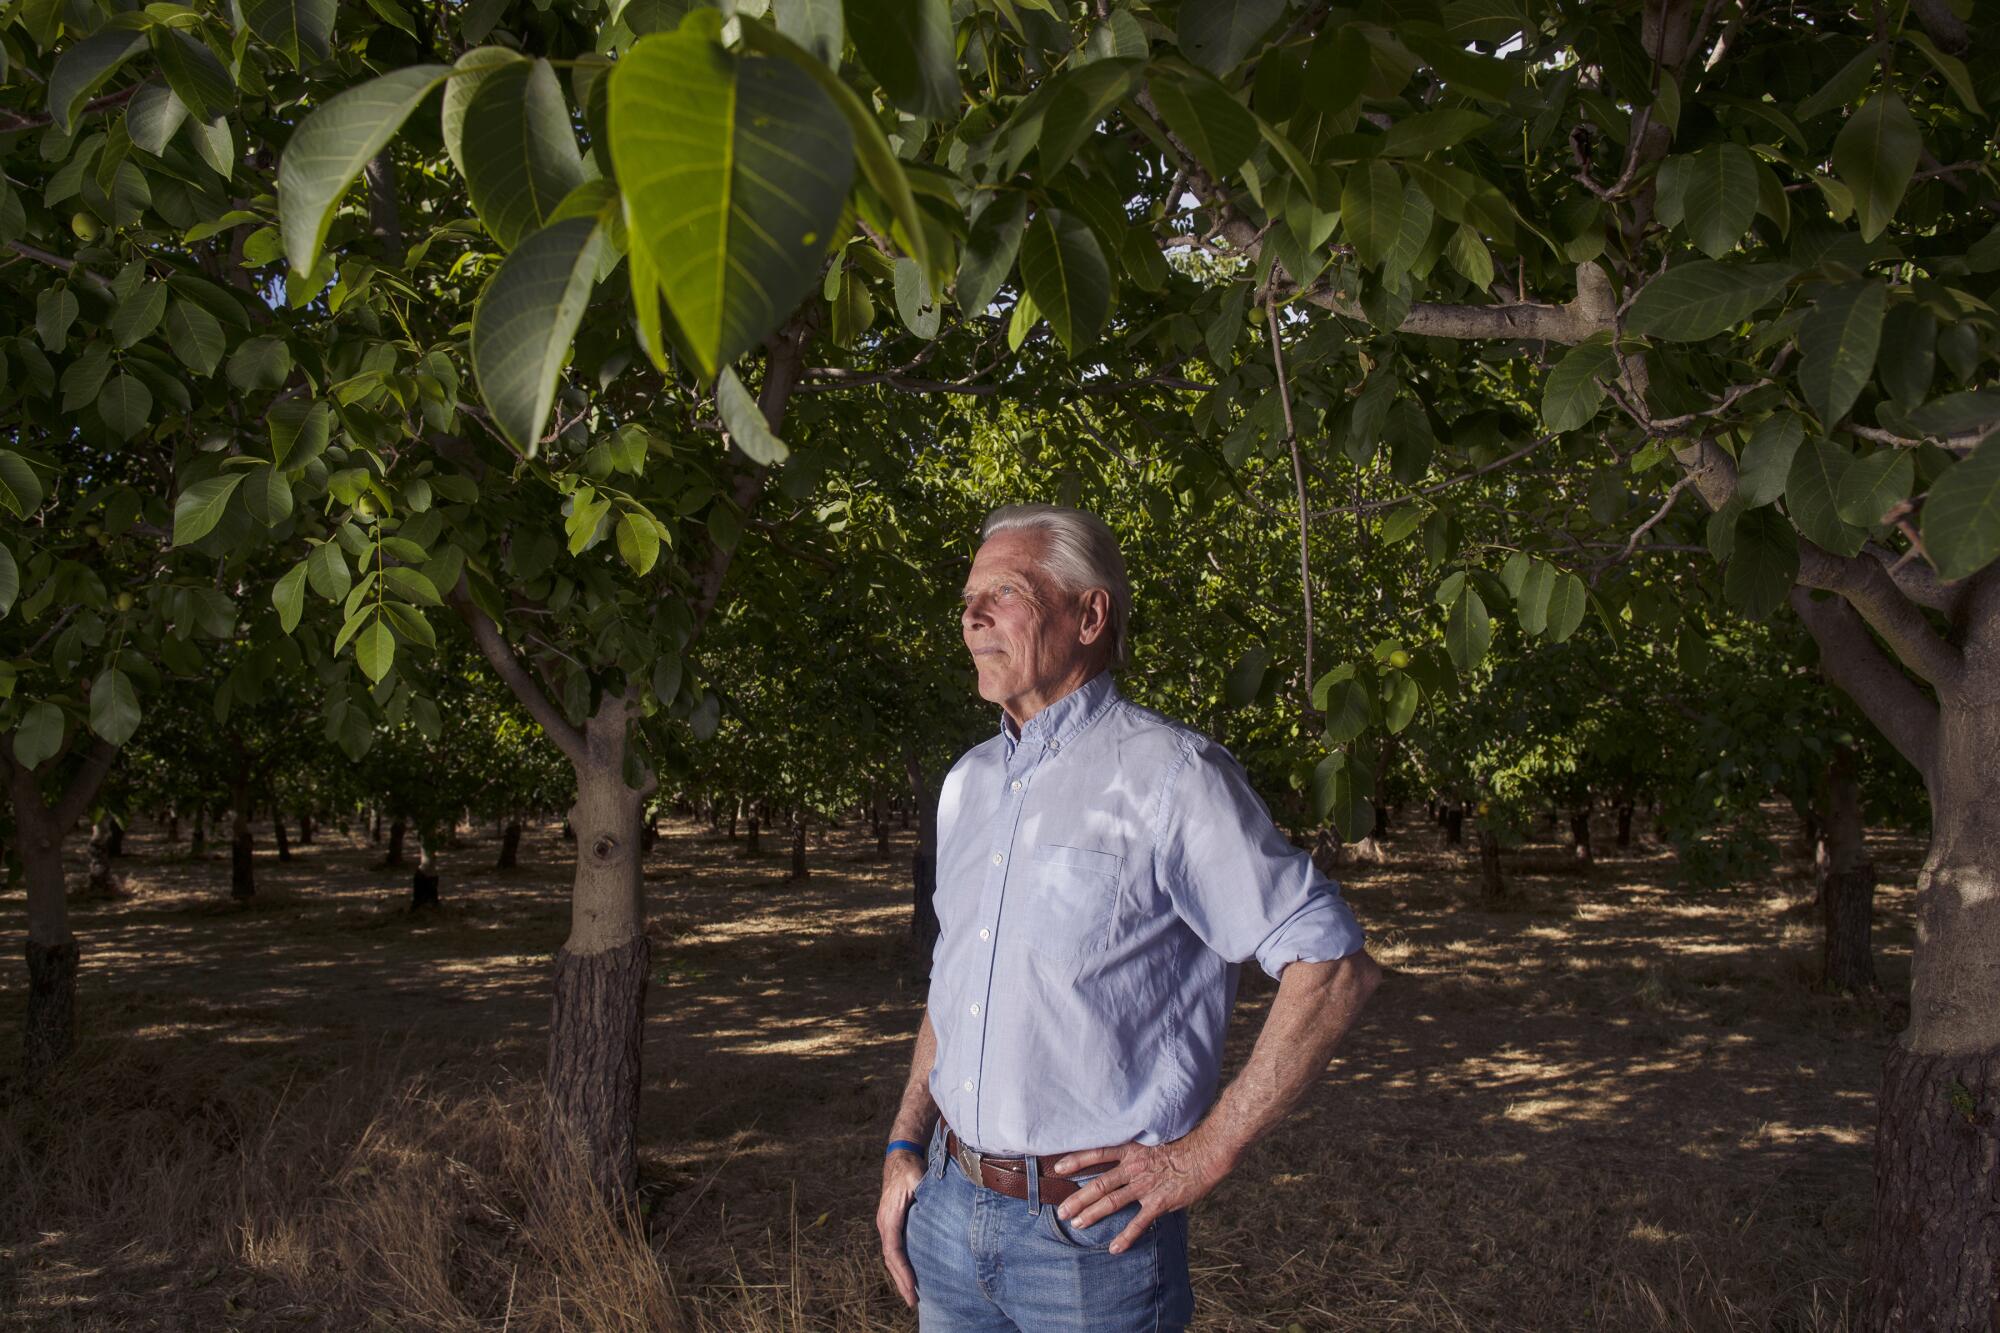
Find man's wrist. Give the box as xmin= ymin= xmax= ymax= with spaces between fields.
xmin=885 ymin=1138 xmax=925 ymax=1159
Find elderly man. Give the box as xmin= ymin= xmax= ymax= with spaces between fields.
xmin=874 ymin=503 xmax=1381 ymax=1330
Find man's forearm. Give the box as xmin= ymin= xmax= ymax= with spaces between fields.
xmin=1190 ymin=951 xmax=1380 ymax=1166
xmin=889 ymin=1009 xmax=941 ymax=1144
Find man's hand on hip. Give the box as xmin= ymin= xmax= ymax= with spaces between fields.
xmin=876 ymin=1150 xmax=926 ymax=1307
xmin=1049 ymin=1132 xmax=1234 ymax=1255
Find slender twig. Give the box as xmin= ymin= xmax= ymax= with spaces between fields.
xmin=1266 ymin=291 xmax=1316 ymax=711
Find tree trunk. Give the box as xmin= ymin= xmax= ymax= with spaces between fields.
xmin=907 ymin=752 xmax=940 ymax=965
xmin=190 ymin=807 xmax=207 ymax=857
xmin=1442 ymin=805 xmax=1464 ymax=846
xmin=1372 ymin=801 xmax=1390 ymax=840
xmin=1477 ymin=827 xmax=1508 ymax=903
xmin=8 ymin=742 xmax=117 ymax=1073
xmin=371 ymin=807 xmax=383 ymax=844
xmin=546 ymin=712 xmax=651 ymax=1203
xmin=727 ymin=798 xmax=740 ymax=840
xmin=104 ymin=820 xmax=124 ymax=857
xmin=789 ymin=810 xmax=809 ymax=880
xmin=411 ymin=834 xmax=439 ymax=909
xmin=871 ymin=790 xmax=889 ymax=855
xmin=1569 ymin=807 xmax=1593 ymax=864
xmin=1816 ymin=743 xmax=1876 ymax=991
xmin=298 ymin=811 xmax=315 ymax=845
xmin=385 ymin=816 xmax=407 ymax=868
xmin=230 ymin=795 xmax=254 ymax=900
xmin=1863 ymin=696 xmax=2000 ymax=1324
xmin=1616 ymin=802 xmax=1634 ymax=848
xmin=80 ymin=818 xmax=120 ymax=900
xmin=743 ymin=805 xmax=761 ymax=856
xmin=273 ymin=813 xmax=292 ymax=863
xmin=166 ymin=810 xmax=180 ymax=845
xmin=498 ymin=819 xmax=522 ymax=871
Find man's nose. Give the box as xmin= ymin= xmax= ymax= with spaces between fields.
xmin=963 ymin=596 xmax=991 ymax=629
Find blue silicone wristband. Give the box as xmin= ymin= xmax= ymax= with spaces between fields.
xmin=886 ymin=1139 xmax=925 ymax=1158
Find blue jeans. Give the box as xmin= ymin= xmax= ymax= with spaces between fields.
xmin=903 ymin=1124 xmax=1194 ymax=1331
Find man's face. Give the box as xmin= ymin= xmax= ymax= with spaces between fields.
xmin=961 ymin=529 xmax=1102 ymax=723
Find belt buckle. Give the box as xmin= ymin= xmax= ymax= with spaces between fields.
xmin=953 ymin=1135 xmax=983 ymax=1183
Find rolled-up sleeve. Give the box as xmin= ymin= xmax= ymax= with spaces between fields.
xmin=1157 ymin=737 xmax=1365 ymax=978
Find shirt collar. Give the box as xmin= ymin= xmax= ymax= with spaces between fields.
xmin=1000 ymin=668 xmax=1119 ymax=758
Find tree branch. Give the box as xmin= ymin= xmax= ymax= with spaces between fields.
xmin=1797 ymin=541 xmax=1964 ymax=691
xmin=1789 ymin=587 xmax=1939 ymax=783
xmin=1866 ymin=543 xmax=1964 ymax=615
xmin=449 ymin=574 xmax=588 ymax=766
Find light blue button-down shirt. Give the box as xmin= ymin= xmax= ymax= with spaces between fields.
xmin=926 ymin=668 xmax=1366 ymax=1156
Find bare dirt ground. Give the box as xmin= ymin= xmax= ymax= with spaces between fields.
xmin=0 ymin=810 xmax=1915 ymax=1330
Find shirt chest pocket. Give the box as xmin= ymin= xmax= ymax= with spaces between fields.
xmin=1018 ymin=843 xmax=1123 ymax=963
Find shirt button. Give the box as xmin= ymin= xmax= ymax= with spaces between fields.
xmin=991 ymin=852 xmax=1003 ymax=865
xmin=1010 ymin=780 xmax=1022 ymax=792
xmin=969 ymin=1003 xmax=980 ymax=1016
xmin=1048 ymin=740 xmax=1061 ymax=753
xmin=963 ymin=1079 xmax=975 ymax=1092
xmin=979 ymin=928 xmax=990 ymax=941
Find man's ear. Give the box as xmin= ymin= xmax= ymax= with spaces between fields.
xmin=1076 ymin=588 xmax=1111 ymax=645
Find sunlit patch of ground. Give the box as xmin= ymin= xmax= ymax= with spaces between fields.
xmin=0 ymin=806 xmax=1912 ymax=1330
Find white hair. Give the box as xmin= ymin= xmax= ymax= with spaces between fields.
xmin=978 ymin=503 xmax=1133 ymax=667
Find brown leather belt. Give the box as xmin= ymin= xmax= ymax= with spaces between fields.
xmin=944 ymin=1127 xmax=1090 ymax=1205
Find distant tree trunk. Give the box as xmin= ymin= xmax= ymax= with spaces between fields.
xmin=385 ymin=816 xmax=407 ymax=868
xmin=273 ymin=813 xmax=292 ymax=863
xmin=1441 ymin=804 xmax=1464 ymax=846
xmin=166 ymin=810 xmax=180 ymax=845
xmin=1477 ymin=827 xmax=1508 ymax=903
xmin=1816 ymin=743 xmax=1877 ymax=991
xmin=790 ymin=810 xmax=809 ymax=880
xmin=230 ymin=792 xmax=255 ymax=900
xmin=727 ymin=798 xmax=740 ymax=840
xmin=1616 ymin=802 xmax=1635 ymax=848
xmin=6 ymin=741 xmax=115 ymax=1074
xmin=560 ymin=816 xmax=575 ymax=842
xmin=898 ymin=796 xmax=910 ymax=831
xmin=411 ymin=833 xmax=440 ymax=909
xmin=371 ymin=807 xmax=384 ymax=844
xmin=190 ymin=807 xmax=207 ymax=857
xmin=907 ymin=752 xmax=940 ymax=965
xmin=298 ymin=811 xmax=315 ymax=845
xmin=642 ymin=808 xmax=659 ymax=853
xmin=744 ymin=804 xmax=761 ymax=856
xmin=105 ymin=820 xmax=124 ymax=857
xmin=874 ymin=789 xmax=891 ymax=856
xmin=1569 ymin=806 xmax=1593 ymax=864
xmin=498 ymin=819 xmax=522 ymax=871
xmin=80 ymin=818 xmax=121 ymax=900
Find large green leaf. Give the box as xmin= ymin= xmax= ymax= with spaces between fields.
xmin=172 ymin=472 xmax=244 ymax=545
xmin=0 ymin=451 xmax=46 ymax=518
xmin=461 ymin=59 xmax=586 ymax=250
xmin=1018 ymin=209 xmax=1109 ymax=355
xmin=1726 ymin=504 xmax=1799 ymax=618
xmin=1037 ymin=59 xmax=1143 ymax=178
xmin=126 ymin=80 xmax=189 ymax=154
xmin=244 ymin=0 xmax=335 ymax=67
xmin=97 ymin=374 xmax=151 ymax=440
xmin=0 ymin=543 xmax=17 ymax=619
xmin=1798 ymin=280 xmax=1885 ymax=426
xmin=610 ymin=27 xmax=854 ymax=379
xmin=1833 ymin=447 xmax=1913 ymax=527
xmin=470 ymin=215 xmax=608 ymax=450
xmin=277 ymin=64 xmax=452 ymax=275
xmin=774 ymin=0 xmax=843 ymax=65
xmin=1681 ymin=142 xmax=1757 ymax=258
xmin=48 ymin=28 xmax=147 ymax=134
xmin=1541 ymin=334 xmax=1616 ymax=433
xmin=13 ymin=701 xmax=64 ymax=770
xmin=845 ymin=0 xmax=956 ymax=117
xmin=1444 ymin=587 xmax=1491 ymax=669
xmin=716 ymin=364 xmax=789 ymax=465
xmin=1922 ymin=435 xmax=2000 ymax=582
xmin=1320 ymin=674 xmax=1372 ymax=744
xmin=957 ymin=193 xmax=1027 ymax=314
xmin=1147 ymin=65 xmax=1257 ymax=182
xmin=1736 ymin=411 xmax=1803 ymax=507
xmin=1784 ymin=436 xmax=1866 ymax=556
xmin=151 ymin=29 xmax=235 ymax=122
xmin=442 ymin=47 xmax=528 ymax=186
xmin=1545 ymin=573 xmax=1588 ymax=642
xmin=1340 ymin=159 xmax=1404 ymax=270
xmin=1178 ymin=0 xmax=1285 ymax=77
xmin=1625 ymin=261 xmax=1792 ymax=342
xmin=1833 ymin=91 xmax=1920 ymax=243
xmin=88 ymin=667 xmax=141 ymax=746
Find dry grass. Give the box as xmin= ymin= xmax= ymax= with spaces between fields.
xmin=0 ymin=810 xmax=1915 ymax=1330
